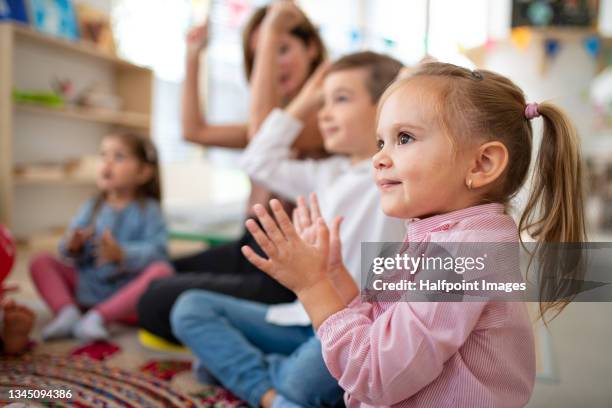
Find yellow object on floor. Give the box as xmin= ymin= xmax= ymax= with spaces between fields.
xmin=138 ymin=329 xmax=189 ymax=353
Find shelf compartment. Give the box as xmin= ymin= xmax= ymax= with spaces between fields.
xmin=15 ymin=103 xmax=150 ymax=129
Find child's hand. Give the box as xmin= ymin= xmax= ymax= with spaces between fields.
xmin=287 ymin=62 xmax=330 ymax=120
xmin=67 ymin=227 xmax=93 ymax=255
xmin=261 ymin=1 xmax=305 ymax=34
xmin=186 ymin=20 xmax=209 ymax=59
xmin=293 ymin=194 xmax=321 ymax=245
xmin=293 ymin=193 xmax=345 ymax=278
xmin=241 ymin=199 xmax=330 ymax=294
xmin=96 ymin=229 xmax=124 ymax=266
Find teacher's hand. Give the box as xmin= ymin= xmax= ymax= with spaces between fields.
xmin=262 ymin=1 xmax=305 ymax=35
xmin=186 ymin=20 xmax=209 ymax=59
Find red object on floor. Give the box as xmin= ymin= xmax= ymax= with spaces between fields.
xmin=0 ymin=225 xmax=16 ymax=289
xmin=140 ymin=360 xmax=192 ymax=380
xmin=70 ymin=340 xmax=121 ymax=361
xmin=119 ymin=314 xmax=138 ymax=325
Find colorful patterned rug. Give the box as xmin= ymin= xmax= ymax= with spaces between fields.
xmin=0 ymin=354 xmax=245 ymax=407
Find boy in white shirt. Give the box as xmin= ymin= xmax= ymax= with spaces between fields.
xmin=171 ymin=52 xmax=405 ymax=408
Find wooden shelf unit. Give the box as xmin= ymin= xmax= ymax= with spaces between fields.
xmin=0 ymin=22 xmax=154 ymax=239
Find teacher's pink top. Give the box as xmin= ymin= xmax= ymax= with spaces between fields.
xmin=317 ymin=203 xmax=535 ymax=408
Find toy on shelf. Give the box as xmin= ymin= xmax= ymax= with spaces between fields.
xmin=0 ymin=0 xmax=29 ymax=24
xmin=75 ymin=3 xmax=115 ymax=54
xmin=26 ymin=0 xmax=79 ymax=41
xmin=12 ymin=89 xmax=63 ymax=107
xmin=14 ymin=79 xmax=123 ymax=112
xmin=77 ymin=82 xmax=122 ymax=111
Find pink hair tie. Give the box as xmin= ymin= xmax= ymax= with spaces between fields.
xmin=525 ymin=103 xmax=540 ymax=120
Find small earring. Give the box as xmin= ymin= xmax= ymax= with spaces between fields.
xmin=467 ymin=179 xmax=473 ymax=190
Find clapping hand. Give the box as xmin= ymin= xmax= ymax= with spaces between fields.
xmin=293 ymin=193 xmax=345 ymax=278
xmin=96 ymin=229 xmax=124 ymax=266
xmin=241 ymin=198 xmax=331 ymax=294
xmin=66 ymin=227 xmax=93 ymax=255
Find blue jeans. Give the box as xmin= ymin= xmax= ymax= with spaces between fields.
xmin=170 ymin=289 xmax=343 ymax=408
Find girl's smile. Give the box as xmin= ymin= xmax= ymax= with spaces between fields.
xmin=376 ymin=177 xmax=402 ymax=190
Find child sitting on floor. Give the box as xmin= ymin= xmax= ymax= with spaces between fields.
xmin=30 ymin=133 xmax=172 ymax=342
xmin=243 ymin=62 xmax=587 ymax=407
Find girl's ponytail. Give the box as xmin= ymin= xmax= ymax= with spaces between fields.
xmin=518 ymin=102 xmax=587 ymax=322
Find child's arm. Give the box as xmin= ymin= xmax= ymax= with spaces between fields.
xmin=317 ymin=302 xmax=488 ymax=406
xmin=240 ymin=63 xmax=330 ymax=200
xmin=183 ymin=22 xmax=248 ymax=148
xmin=104 ymin=202 xmax=168 ymax=275
xmin=240 ymin=200 xmax=488 ymax=405
xmin=240 ymin=109 xmax=325 ymax=201
xmin=58 ymin=199 xmax=96 ymax=261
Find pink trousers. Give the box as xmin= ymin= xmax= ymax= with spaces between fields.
xmin=30 ymin=253 xmax=173 ymax=323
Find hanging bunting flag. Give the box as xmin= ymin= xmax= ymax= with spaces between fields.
xmin=383 ymin=37 xmax=396 ymax=49
xmin=350 ymin=29 xmax=361 ymax=44
xmin=227 ymin=0 xmax=249 ymax=28
xmin=510 ymin=27 xmax=532 ymax=51
xmin=583 ymin=35 xmax=601 ymax=59
xmin=544 ymin=38 xmax=561 ymax=58
xmin=540 ymin=38 xmax=561 ymax=76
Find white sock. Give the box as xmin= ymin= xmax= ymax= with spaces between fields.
xmin=72 ymin=310 xmax=109 ymax=341
xmin=42 ymin=304 xmax=82 ymax=341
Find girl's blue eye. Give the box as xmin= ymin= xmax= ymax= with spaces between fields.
xmin=376 ymin=139 xmax=384 ymax=150
xmin=398 ymin=132 xmax=414 ymax=145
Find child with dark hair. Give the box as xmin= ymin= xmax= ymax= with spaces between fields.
xmin=30 ymin=133 xmax=172 ymax=342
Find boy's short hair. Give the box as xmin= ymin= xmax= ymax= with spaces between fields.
xmin=327 ymin=51 xmax=403 ymax=103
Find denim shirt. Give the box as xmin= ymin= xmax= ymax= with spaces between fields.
xmin=59 ymin=197 xmax=168 ymax=307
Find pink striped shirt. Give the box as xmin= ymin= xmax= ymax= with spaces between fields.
xmin=317 ymin=203 xmax=535 ymax=408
